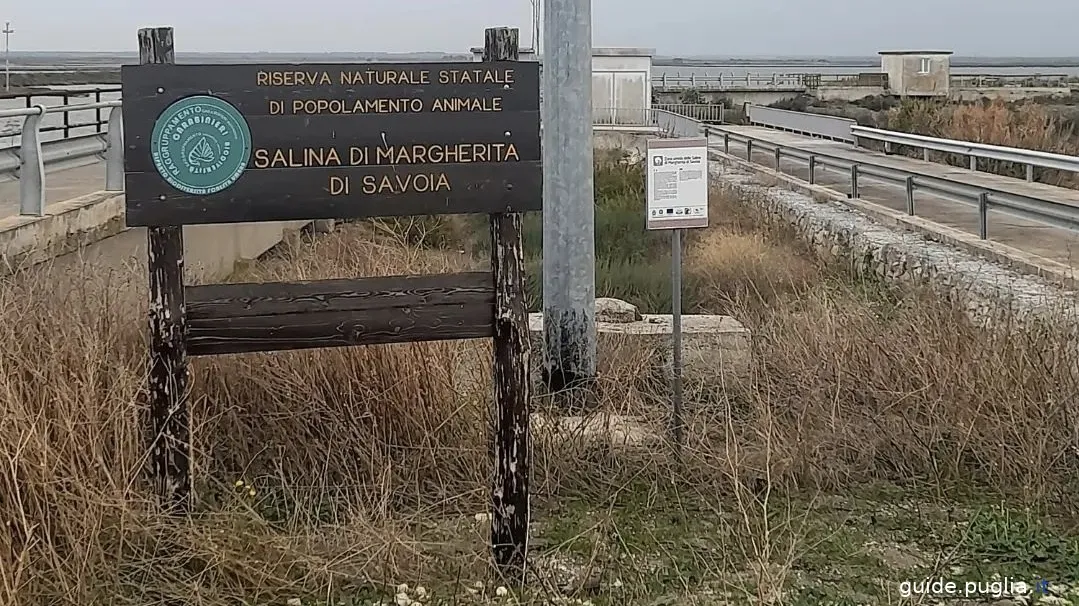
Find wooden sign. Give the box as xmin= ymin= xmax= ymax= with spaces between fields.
xmin=127 ymin=26 xmax=534 ymax=580
xmin=121 ymin=61 xmax=541 ymax=226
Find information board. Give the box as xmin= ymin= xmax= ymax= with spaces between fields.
xmin=120 ymin=62 xmax=542 ymax=226
xmin=645 ymin=138 xmax=709 ymax=230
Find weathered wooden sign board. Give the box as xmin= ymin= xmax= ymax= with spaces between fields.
xmin=124 ymin=26 xmax=535 ymax=577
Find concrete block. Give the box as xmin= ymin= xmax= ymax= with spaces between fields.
xmin=312 ymin=219 xmax=336 ymax=233
xmin=531 ymin=413 xmax=663 ymax=448
xmin=0 ymin=191 xmax=125 ymax=273
xmin=527 ymin=298 xmax=751 ymax=387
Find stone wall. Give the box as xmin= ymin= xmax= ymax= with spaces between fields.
xmin=709 ymin=157 xmax=1079 ymax=332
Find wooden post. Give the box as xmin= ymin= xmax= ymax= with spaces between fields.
xmin=484 ymin=26 xmax=531 ymax=581
xmin=139 ymin=26 xmax=192 ymax=512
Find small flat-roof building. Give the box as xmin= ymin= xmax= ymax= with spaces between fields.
xmin=469 ymin=46 xmax=656 ymax=124
xmin=879 ymin=50 xmax=953 ymax=97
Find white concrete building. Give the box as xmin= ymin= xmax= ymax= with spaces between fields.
xmin=469 ymin=46 xmax=656 ymax=124
xmin=879 ymin=50 xmax=953 ymax=97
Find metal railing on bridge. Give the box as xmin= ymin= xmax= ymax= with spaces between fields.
xmin=712 ymin=108 xmax=1079 ymax=240
xmin=653 ymin=72 xmax=889 ymax=91
xmin=745 ymin=105 xmax=856 ymax=143
xmin=1 ymin=94 xmax=123 ymax=217
xmin=0 ymin=87 xmax=121 ymax=146
xmin=654 ymin=72 xmax=808 ymax=90
xmin=742 ymin=103 xmax=1079 ymax=182
xmin=591 ymin=106 xmax=706 ymax=138
xmin=593 ymin=104 xmax=724 ymax=125
xmin=949 ymin=73 xmax=1075 ymax=88
xmin=850 ymin=125 xmax=1079 ymax=183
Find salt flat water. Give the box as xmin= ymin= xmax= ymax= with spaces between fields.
xmin=0 ymin=56 xmax=1076 ymax=149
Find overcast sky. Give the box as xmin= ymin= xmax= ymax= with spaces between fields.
xmin=6 ymin=0 xmax=1079 ymax=56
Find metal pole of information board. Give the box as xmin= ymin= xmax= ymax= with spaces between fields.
xmin=671 ymin=228 xmax=684 ymax=451
xmin=646 ymin=137 xmax=708 ymax=453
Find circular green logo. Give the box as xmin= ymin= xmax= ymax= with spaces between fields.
xmin=150 ymin=95 xmax=251 ymax=195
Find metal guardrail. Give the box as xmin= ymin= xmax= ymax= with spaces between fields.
xmin=2 ymin=99 xmax=123 ymax=216
xmin=593 ymin=104 xmax=724 ymax=125
xmin=850 ymin=125 xmax=1079 ymax=183
xmin=653 ymin=72 xmax=890 ymax=91
xmin=0 ymin=87 xmax=121 ymax=145
xmin=591 ymin=106 xmax=706 ymax=138
xmin=655 ymin=72 xmax=1076 ymax=92
xmin=745 ymin=105 xmax=856 ymax=143
xmin=949 ymin=73 xmax=1075 ymax=88
xmin=654 ymin=103 xmax=725 ymax=123
xmin=655 ymin=73 xmax=807 ymax=90
xmin=741 ymin=103 xmax=1079 ymax=184
xmin=654 ymin=108 xmax=705 ymax=138
xmin=709 ymin=123 xmax=1079 ymax=240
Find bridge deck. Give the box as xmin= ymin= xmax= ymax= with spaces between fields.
xmin=713 ymin=125 xmax=1079 ymax=270
xmin=0 ymin=160 xmax=107 ymax=219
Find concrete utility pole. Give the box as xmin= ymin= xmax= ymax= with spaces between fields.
xmin=542 ymin=0 xmax=596 ymax=393
xmin=529 ymin=0 xmax=541 ymax=55
xmin=3 ymin=22 xmax=13 ymax=91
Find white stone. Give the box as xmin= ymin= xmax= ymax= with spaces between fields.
xmin=595 ymin=297 xmax=642 ymax=323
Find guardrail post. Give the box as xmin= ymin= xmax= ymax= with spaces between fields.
xmin=723 ymin=133 xmax=729 ymax=154
xmin=95 ymin=90 xmax=103 ymax=133
xmin=923 ymin=148 xmax=930 ymax=162
xmin=105 ymin=105 xmax=124 ymax=192
xmin=905 ymin=176 xmax=915 ymax=215
xmin=62 ymin=93 xmax=71 ymax=139
xmin=850 ymin=165 xmax=859 ymax=198
xmin=19 ymin=105 xmax=47 ymax=216
xmin=1026 ymin=164 xmax=1034 ymax=182
xmin=978 ymin=192 xmax=988 ymax=239
xmin=774 ymin=147 xmax=781 ymax=171
xmin=969 ymin=155 xmax=977 ymax=171
xmin=808 ymin=155 xmax=816 ymax=184
xmin=746 ymin=139 xmax=753 ymax=162
xmin=884 ymin=141 xmax=893 ymax=155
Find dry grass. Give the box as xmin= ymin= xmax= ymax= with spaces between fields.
xmin=885 ymin=98 xmax=1079 ymax=185
xmin=1 ymin=168 xmax=1078 ymax=604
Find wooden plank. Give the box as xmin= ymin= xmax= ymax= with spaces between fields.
xmin=186 ymin=272 xmax=494 ymax=320
xmin=122 ymin=111 xmax=541 ymax=173
xmin=484 ymin=26 xmax=532 ymax=584
xmin=125 ymin=160 xmax=543 ymax=226
xmin=120 ymin=61 xmax=541 ymax=114
xmin=187 ymin=301 xmax=494 ymax=356
xmin=139 ymin=25 xmax=192 ymax=513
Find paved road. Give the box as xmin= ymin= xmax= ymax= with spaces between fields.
xmin=0 ymin=160 xmax=107 ymax=218
xmin=712 ymin=125 xmax=1079 ymax=271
